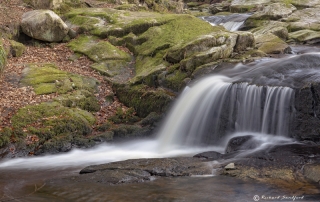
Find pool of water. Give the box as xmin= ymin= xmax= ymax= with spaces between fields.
xmin=1 ymin=167 xmax=319 ymax=202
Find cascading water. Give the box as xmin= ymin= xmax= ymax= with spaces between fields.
xmin=158 ymin=75 xmax=294 ymax=149
xmin=201 ymin=13 xmax=251 ymax=31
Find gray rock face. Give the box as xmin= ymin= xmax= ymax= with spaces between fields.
xmin=250 ymin=3 xmax=296 ymax=20
xmin=21 ymin=10 xmax=69 ymax=42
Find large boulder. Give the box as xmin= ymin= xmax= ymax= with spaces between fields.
xmin=21 ymin=10 xmax=69 ymax=42
xmin=23 ymin=0 xmax=65 ymax=9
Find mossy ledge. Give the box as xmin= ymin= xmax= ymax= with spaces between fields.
xmin=113 ymin=83 xmax=174 ymax=118
xmin=10 ymin=102 xmax=96 ymax=154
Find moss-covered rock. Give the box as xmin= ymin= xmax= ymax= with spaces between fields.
xmin=284 ymin=8 xmax=320 ymax=32
xmin=255 ymin=33 xmax=291 ymax=54
xmin=65 ymin=8 xmax=169 ymax=38
xmin=288 ymin=29 xmax=320 ymax=44
xmin=10 ymin=101 xmax=96 ymax=154
xmin=0 ymin=40 xmax=6 ymax=74
xmin=234 ymin=31 xmax=255 ymax=52
xmin=9 ymin=40 xmax=26 ymax=57
xmin=109 ymin=107 xmax=140 ymax=124
xmin=90 ymin=60 xmax=131 ymax=77
xmin=249 ymin=21 xmax=289 ymax=40
xmin=21 ymin=63 xmax=99 ymax=95
xmin=113 ymin=83 xmax=174 ymax=117
xmin=112 ymin=124 xmax=149 ymax=139
xmin=54 ymin=90 xmax=100 ymax=112
xmin=68 ymin=35 xmax=132 ymax=62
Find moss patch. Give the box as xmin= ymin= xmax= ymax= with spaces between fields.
xmin=90 ymin=60 xmax=130 ymax=77
xmin=54 ymin=90 xmax=100 ymax=112
xmin=68 ymin=35 xmax=132 ymax=62
xmin=113 ymin=83 xmax=174 ymax=117
xmin=9 ymin=40 xmax=26 ymax=57
xmin=0 ymin=41 xmax=6 ymax=74
xmin=21 ymin=63 xmax=99 ymax=95
xmin=11 ymin=101 xmax=96 ymax=152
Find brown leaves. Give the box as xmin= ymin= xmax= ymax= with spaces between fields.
xmin=0 ymin=41 xmax=127 ymax=131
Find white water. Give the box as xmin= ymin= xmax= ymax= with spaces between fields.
xmin=158 ymin=75 xmax=294 ymax=149
xmin=201 ymin=14 xmax=251 ymax=31
xmin=0 ymin=74 xmax=295 ymax=169
xmin=0 ymin=139 xmax=221 ymax=169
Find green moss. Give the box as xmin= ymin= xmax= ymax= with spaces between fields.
xmin=163 ymin=70 xmax=188 ymax=92
xmin=68 ymin=35 xmax=132 ymax=62
xmin=0 ymin=127 xmax=11 ymax=147
xmin=135 ymin=15 xmax=220 ymax=57
xmin=11 ymin=102 xmax=95 ymax=142
xmin=109 ymin=107 xmax=140 ymax=124
xmin=113 ymin=83 xmax=174 ymax=117
xmin=21 ymin=63 xmax=99 ymax=95
xmin=54 ymin=90 xmax=100 ymax=112
xmin=112 ymin=124 xmax=144 ymax=139
xmin=90 ymin=60 xmax=130 ymax=77
xmin=0 ymin=41 xmax=6 ymax=74
xmin=9 ymin=40 xmax=26 ymax=57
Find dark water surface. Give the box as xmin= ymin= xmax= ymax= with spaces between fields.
xmin=1 ymin=167 xmax=320 ymax=202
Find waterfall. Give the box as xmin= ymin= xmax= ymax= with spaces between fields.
xmin=201 ymin=13 xmax=251 ymax=31
xmin=157 ymin=75 xmax=294 ymax=148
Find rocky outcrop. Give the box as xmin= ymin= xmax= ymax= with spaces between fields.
xmin=249 ymin=3 xmax=296 ymax=20
xmin=284 ymin=8 xmax=320 ymax=32
xmin=21 ymin=10 xmax=69 ymax=42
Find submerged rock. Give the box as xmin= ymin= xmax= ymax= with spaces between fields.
xmin=21 ymin=10 xmax=69 ymax=42
xmin=225 ymin=135 xmax=258 ymax=153
xmin=77 ymin=157 xmax=212 ymax=184
xmin=221 ymin=144 xmax=320 ymax=186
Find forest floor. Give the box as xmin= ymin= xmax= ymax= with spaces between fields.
xmin=0 ymin=0 xmax=125 ymax=131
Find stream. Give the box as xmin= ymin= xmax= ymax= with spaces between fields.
xmin=1 ymin=15 xmax=320 ymax=201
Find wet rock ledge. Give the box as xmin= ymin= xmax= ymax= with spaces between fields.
xmin=69 ymin=140 xmax=320 ymax=192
